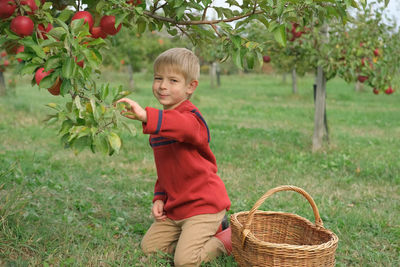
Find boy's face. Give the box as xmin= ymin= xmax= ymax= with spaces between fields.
xmin=152 ymin=67 xmax=198 ymax=110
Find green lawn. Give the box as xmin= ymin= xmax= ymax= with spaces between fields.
xmin=0 ymin=70 xmax=399 ymax=266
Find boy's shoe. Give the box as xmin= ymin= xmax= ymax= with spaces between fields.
xmin=216 ymin=214 xmax=229 ymax=234
xmin=215 ymin=227 xmax=232 ymax=255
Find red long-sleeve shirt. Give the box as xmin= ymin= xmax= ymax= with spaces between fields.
xmin=142 ymin=100 xmax=231 ymax=220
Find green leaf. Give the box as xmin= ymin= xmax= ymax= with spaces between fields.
xmin=59 ymin=120 xmax=74 ymax=136
xmin=71 ymin=19 xmax=85 ymax=35
xmin=55 ymin=18 xmax=70 ymax=32
xmin=174 ymin=0 xmax=185 ymax=8
xmin=90 ymin=97 xmax=98 ymax=120
xmin=57 ymin=9 xmax=74 ymax=22
xmin=62 ymin=57 xmax=76 ymax=79
xmin=121 ymin=121 xmax=136 ymax=136
xmin=39 ymin=74 xmax=57 ymax=89
xmin=20 ymin=63 xmax=40 ymax=75
xmin=16 ymin=52 xmax=34 ymax=61
xmin=44 ymin=56 xmax=62 ymax=71
xmin=273 ymin=24 xmax=286 ymax=47
xmin=93 ymin=134 xmax=109 ymax=154
xmin=48 ymin=27 xmax=67 ymax=40
xmin=231 ymin=35 xmax=242 ymax=49
xmin=46 ymin=103 xmax=58 ymax=109
xmin=232 ymin=49 xmax=243 ymax=70
xmin=42 ymin=2 xmax=52 ymax=10
xmin=107 ymin=132 xmax=121 ymax=154
xmin=30 ymin=44 xmax=46 ymax=59
xmin=60 ymin=79 xmax=72 ymax=95
xmin=137 ymin=20 xmax=147 ymax=34
xmin=245 ymin=52 xmax=255 ymax=69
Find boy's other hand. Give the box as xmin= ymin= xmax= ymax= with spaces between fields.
xmin=116 ymin=98 xmax=147 ymax=122
xmin=152 ymin=200 xmax=167 ymax=221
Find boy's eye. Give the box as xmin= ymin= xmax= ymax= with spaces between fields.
xmin=154 ymin=77 xmax=162 ymax=80
xmin=171 ymin=79 xmax=178 ymax=83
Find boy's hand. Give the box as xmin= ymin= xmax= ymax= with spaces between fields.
xmin=116 ymin=98 xmax=147 ymax=122
xmin=152 ymin=200 xmax=167 ymax=221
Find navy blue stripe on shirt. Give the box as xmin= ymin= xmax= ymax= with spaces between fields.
xmin=155 ymin=110 xmax=163 ymax=134
xmin=191 ymin=109 xmax=210 ymax=143
xmin=151 ymin=137 xmax=168 ymax=142
xmin=154 ymin=192 xmax=166 ymax=196
xmin=151 ymin=140 xmax=177 ymax=147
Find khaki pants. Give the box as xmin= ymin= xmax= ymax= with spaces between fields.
xmin=141 ymin=210 xmax=226 ymax=267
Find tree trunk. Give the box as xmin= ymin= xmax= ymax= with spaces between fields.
xmin=210 ymin=62 xmax=217 ymax=88
xmin=355 ymin=80 xmax=363 ymax=92
xmin=312 ymin=66 xmax=328 ymax=152
xmin=216 ymin=62 xmax=221 ymax=87
xmin=127 ymin=64 xmax=135 ymax=90
xmin=0 ymin=72 xmax=6 ymax=96
xmin=282 ymin=73 xmax=287 ymax=83
xmin=291 ymin=68 xmax=298 ymax=94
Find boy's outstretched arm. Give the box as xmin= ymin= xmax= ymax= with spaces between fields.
xmin=116 ymin=98 xmax=147 ymax=122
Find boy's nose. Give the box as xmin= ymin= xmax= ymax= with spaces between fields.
xmin=160 ymin=80 xmax=167 ymax=89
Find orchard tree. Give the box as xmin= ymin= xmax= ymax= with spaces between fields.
xmin=306 ymin=0 xmax=398 ymax=151
xmin=227 ymin=0 xmax=396 ymax=151
xmin=0 ymin=0 xmax=360 ymax=154
xmin=0 ymin=49 xmax=18 ymax=96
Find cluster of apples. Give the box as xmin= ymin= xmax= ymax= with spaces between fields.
xmin=0 ymin=0 xmax=141 ymax=95
xmin=355 ymin=42 xmax=393 ymax=94
xmin=0 ymin=51 xmax=10 ymax=72
xmin=287 ymin=23 xmax=308 ymax=42
xmin=356 ymin=42 xmax=380 ymax=84
xmin=0 ymin=0 xmax=47 ymax=37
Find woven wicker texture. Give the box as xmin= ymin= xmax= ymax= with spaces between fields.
xmin=230 ymin=185 xmax=338 ymax=267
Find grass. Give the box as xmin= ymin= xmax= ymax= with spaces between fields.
xmin=0 ymin=70 xmax=399 ymax=266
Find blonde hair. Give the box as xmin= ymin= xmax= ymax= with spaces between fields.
xmin=154 ymin=48 xmax=200 ymax=84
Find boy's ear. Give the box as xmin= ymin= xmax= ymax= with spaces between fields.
xmin=187 ymin=80 xmax=198 ymax=95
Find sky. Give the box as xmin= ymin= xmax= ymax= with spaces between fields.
xmin=382 ymin=0 xmax=400 ymax=25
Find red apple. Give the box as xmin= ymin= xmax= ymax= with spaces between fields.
xmin=290 ymin=22 xmax=298 ymax=33
xmin=100 ymin=15 xmax=122 ymax=35
xmin=48 ymin=77 xmax=61 ymax=95
xmin=373 ymin=48 xmax=380 ymax=57
xmin=21 ymin=0 xmax=38 ymax=14
xmin=90 ymin=26 xmax=107 ymax=39
xmin=0 ymin=0 xmax=16 ymax=19
xmin=127 ymin=0 xmax=142 ymax=5
xmin=16 ymin=45 xmax=25 ymax=62
xmin=373 ymin=88 xmax=379 ymax=95
xmin=35 ymin=67 xmax=53 ymax=85
xmin=37 ymin=23 xmax=53 ymax=39
xmin=71 ymin=11 xmax=94 ymax=30
xmin=74 ymin=56 xmax=84 ymax=68
xmin=357 ymin=75 xmax=368 ymax=83
xmin=0 ymin=51 xmax=6 ymax=57
xmin=3 ymin=60 xmax=10 ymax=67
xmin=11 ymin=16 xmax=34 ymax=37
xmin=384 ymin=87 xmax=394 ymax=95
xmin=120 ymin=59 xmax=125 ymax=65
xmin=263 ymin=55 xmax=271 ymax=63
xmin=361 ymin=58 xmax=366 ymax=66
xmin=359 ymin=42 xmax=364 ymax=47
xmin=294 ymin=31 xmax=303 ymax=38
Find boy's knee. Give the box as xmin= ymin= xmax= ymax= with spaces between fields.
xmin=174 ymin=250 xmax=199 ymax=267
xmin=141 ymin=238 xmax=155 ymax=255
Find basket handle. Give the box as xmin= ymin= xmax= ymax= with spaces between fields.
xmin=241 ymin=185 xmax=323 ymax=247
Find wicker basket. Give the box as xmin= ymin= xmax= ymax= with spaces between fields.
xmin=230 ymin=185 xmax=338 ymax=267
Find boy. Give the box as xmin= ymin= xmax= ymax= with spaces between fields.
xmin=117 ymin=48 xmax=231 ymax=266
